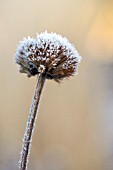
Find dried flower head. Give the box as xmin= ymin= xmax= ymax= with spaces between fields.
xmin=15 ymin=31 xmax=81 ymax=82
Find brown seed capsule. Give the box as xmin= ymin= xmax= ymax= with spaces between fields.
xmin=15 ymin=32 xmax=81 ymax=82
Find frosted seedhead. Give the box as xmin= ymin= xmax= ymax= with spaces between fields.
xmin=15 ymin=32 xmax=81 ymax=82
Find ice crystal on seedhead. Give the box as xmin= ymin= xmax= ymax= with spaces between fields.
xmin=15 ymin=31 xmax=81 ymax=82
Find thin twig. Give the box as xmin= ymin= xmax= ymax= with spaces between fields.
xmin=19 ymin=73 xmax=46 ymax=170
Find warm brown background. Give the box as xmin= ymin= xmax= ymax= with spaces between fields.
xmin=0 ymin=0 xmax=113 ymax=170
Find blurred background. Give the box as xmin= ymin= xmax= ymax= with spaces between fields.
xmin=0 ymin=0 xmax=113 ymax=169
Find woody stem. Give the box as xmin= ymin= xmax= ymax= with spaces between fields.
xmin=19 ymin=73 xmax=46 ymax=170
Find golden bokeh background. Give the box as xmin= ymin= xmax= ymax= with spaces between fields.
xmin=0 ymin=0 xmax=113 ymax=169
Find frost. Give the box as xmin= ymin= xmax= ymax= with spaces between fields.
xmin=15 ymin=31 xmax=82 ymax=81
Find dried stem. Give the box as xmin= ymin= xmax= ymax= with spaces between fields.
xmin=19 ymin=73 xmax=46 ymax=170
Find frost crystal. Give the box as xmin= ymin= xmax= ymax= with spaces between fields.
xmin=15 ymin=31 xmax=81 ymax=82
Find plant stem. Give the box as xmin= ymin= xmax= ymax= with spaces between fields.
xmin=19 ymin=73 xmax=46 ymax=170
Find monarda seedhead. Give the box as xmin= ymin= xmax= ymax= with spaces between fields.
xmin=15 ymin=32 xmax=82 ymax=170
xmin=15 ymin=31 xmax=81 ymax=82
